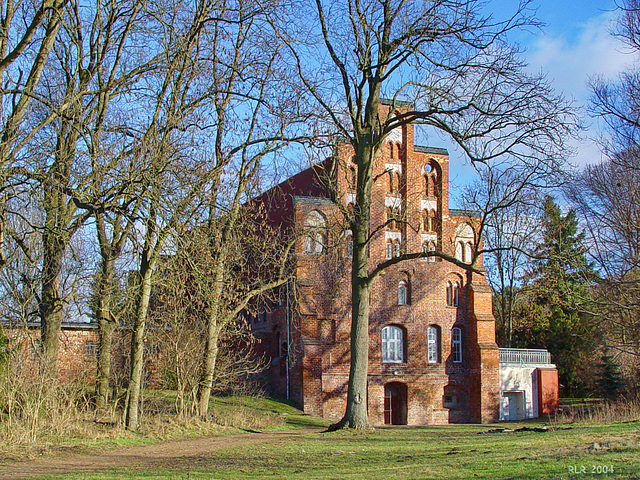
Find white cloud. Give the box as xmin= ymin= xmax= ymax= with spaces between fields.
xmin=526 ymin=11 xmax=637 ymax=166
xmin=527 ymin=11 xmax=633 ymax=99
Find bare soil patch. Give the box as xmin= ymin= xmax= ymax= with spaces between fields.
xmin=0 ymin=428 xmax=322 ymax=479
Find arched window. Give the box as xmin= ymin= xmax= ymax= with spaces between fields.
xmin=446 ymin=279 xmax=461 ymax=306
xmin=389 ymin=141 xmax=394 ymax=159
xmin=455 ymin=223 xmax=474 ymax=263
xmin=452 ymin=327 xmax=463 ymax=363
xmin=427 ymin=326 xmax=440 ymax=364
xmin=388 ymin=171 xmax=396 ymax=193
xmin=304 ymin=210 xmax=327 ymax=254
xmin=398 ymin=280 xmax=409 ymax=305
xmin=385 ymin=239 xmax=393 ymax=260
xmin=382 ymin=325 xmax=405 ymax=363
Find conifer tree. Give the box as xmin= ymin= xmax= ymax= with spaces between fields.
xmin=514 ymin=196 xmax=597 ymax=396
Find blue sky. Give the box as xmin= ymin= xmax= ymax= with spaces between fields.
xmin=445 ymin=0 xmax=636 ymax=202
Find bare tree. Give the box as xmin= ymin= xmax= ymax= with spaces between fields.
xmin=276 ymin=0 xmax=575 ymax=428
xmin=576 ymin=0 xmax=640 ymax=393
xmin=0 ymin=0 xmax=68 ymax=268
xmin=462 ymin=165 xmax=548 ymax=347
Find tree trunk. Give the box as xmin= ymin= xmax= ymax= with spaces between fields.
xmin=95 ymin=256 xmax=117 ymax=410
xmin=39 ymin=231 xmax=65 ymax=374
xmin=125 ymin=260 xmax=153 ymax=430
xmin=342 ymin=274 xmax=371 ymax=428
xmin=196 ymin=255 xmax=226 ymax=418
xmin=197 ymin=313 xmax=221 ymax=418
xmin=334 ymin=138 xmax=376 ymax=429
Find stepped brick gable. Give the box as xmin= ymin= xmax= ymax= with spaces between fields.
xmin=250 ymin=103 xmax=501 ymax=425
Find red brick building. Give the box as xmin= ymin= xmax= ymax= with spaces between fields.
xmin=250 ymin=103 xmax=501 ymax=425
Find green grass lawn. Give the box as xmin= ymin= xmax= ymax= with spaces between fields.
xmin=30 ymin=419 xmax=640 ymax=479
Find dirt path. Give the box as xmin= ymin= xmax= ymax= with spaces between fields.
xmin=0 ymin=428 xmax=322 ymax=479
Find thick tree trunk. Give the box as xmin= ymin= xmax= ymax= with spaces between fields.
xmin=333 ymin=138 xmax=376 ymax=430
xmin=125 ymin=260 xmax=153 ymax=430
xmin=342 ymin=274 xmax=371 ymax=428
xmin=39 ymin=231 xmax=65 ymax=374
xmin=95 ymin=254 xmax=117 ymax=409
xmin=197 ymin=314 xmax=221 ymax=418
xmin=96 ymin=315 xmax=116 ymax=409
xmin=196 ymin=257 xmax=226 ymax=418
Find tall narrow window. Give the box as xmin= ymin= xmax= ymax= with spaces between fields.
xmin=452 ymin=327 xmax=463 ymax=363
xmin=465 ymin=241 xmax=473 ymax=263
xmin=427 ymin=326 xmax=440 ymax=364
xmin=453 ymin=281 xmax=460 ymax=306
xmin=446 ymin=281 xmax=453 ymax=306
xmin=398 ymin=281 xmax=408 ymax=305
xmin=382 ymin=325 xmax=404 ymax=363
xmin=394 ymin=240 xmax=401 ymax=258
xmin=385 ymin=240 xmax=393 ymax=260
xmin=346 ymin=235 xmax=353 ymax=258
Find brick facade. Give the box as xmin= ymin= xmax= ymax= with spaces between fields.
xmin=250 ymin=104 xmax=500 ymax=425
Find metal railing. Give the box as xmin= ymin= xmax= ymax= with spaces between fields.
xmin=499 ymin=348 xmax=552 ymax=365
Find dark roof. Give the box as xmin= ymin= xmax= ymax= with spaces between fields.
xmin=415 ymin=145 xmax=449 ymax=155
xmin=293 ymin=196 xmax=336 ymax=206
xmin=449 ymin=208 xmax=481 ymax=218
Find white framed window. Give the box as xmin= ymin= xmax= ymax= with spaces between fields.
xmin=398 ymin=281 xmax=408 ymax=305
xmin=346 ymin=236 xmax=353 ymax=257
xmin=385 ymin=241 xmax=393 ymax=260
xmin=427 ymin=326 xmax=440 ymax=364
xmin=452 ymin=327 xmax=462 ymax=363
xmin=382 ymin=325 xmax=404 ymax=363
xmin=394 ymin=240 xmax=401 ymax=257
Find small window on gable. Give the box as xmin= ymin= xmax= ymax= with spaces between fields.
xmin=452 ymin=327 xmax=463 ymax=363
xmin=427 ymin=326 xmax=440 ymax=364
xmin=382 ymin=325 xmax=405 ymax=363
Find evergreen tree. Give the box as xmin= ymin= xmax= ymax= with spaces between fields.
xmin=596 ymin=349 xmax=626 ymax=400
xmin=514 ymin=196 xmax=598 ymax=396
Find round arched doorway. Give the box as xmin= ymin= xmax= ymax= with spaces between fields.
xmin=384 ymin=382 xmax=408 ymax=425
